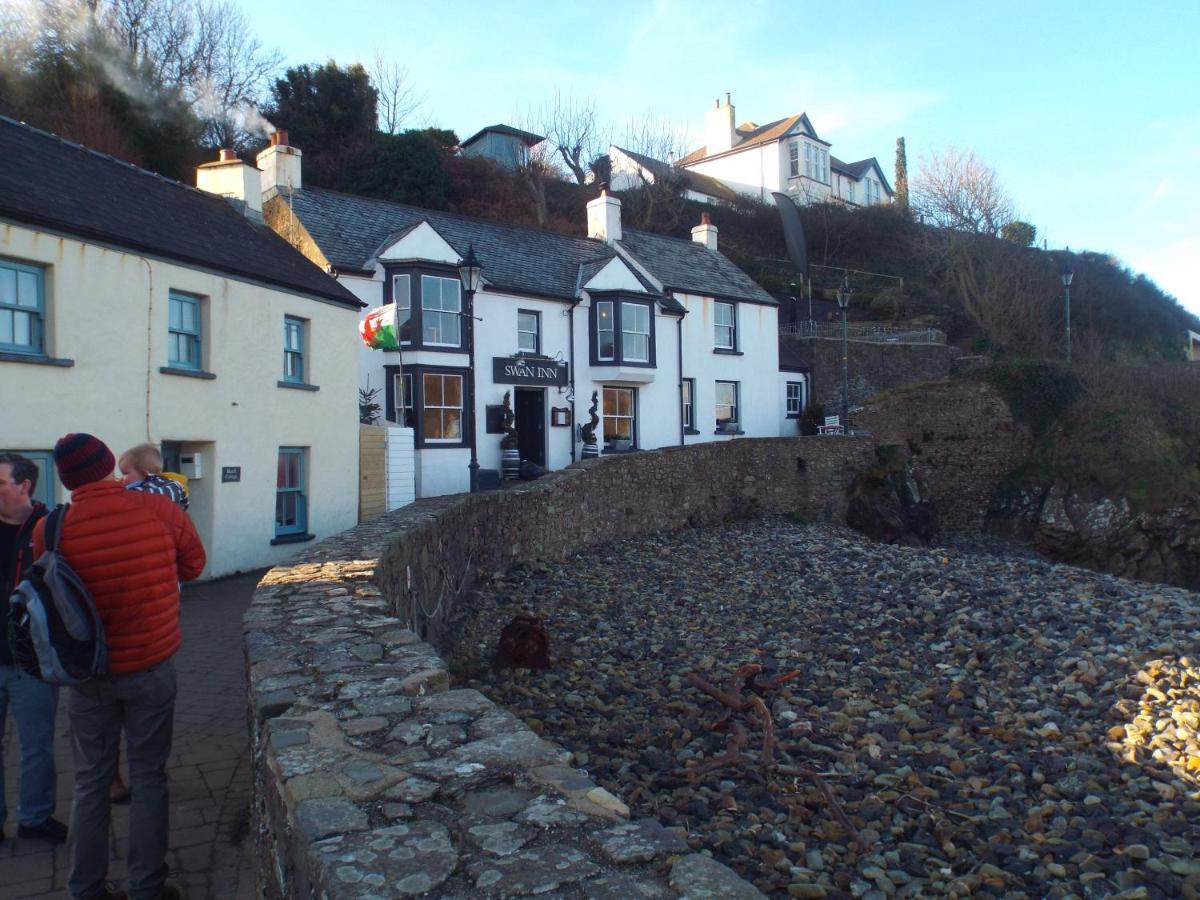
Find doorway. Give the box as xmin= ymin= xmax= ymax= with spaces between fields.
xmin=514 ymin=387 xmax=546 ymax=467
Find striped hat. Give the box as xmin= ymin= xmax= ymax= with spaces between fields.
xmin=54 ymin=433 xmax=116 ymax=490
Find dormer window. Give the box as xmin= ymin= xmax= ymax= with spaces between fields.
xmin=384 ymin=267 xmax=465 ymax=351
xmin=421 ymin=276 xmax=461 ymax=346
xmin=590 ymin=296 xmax=656 ymax=367
xmin=392 ymin=275 xmax=412 ymax=342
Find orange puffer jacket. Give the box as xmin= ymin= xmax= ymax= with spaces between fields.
xmin=34 ymin=479 xmax=206 ymax=674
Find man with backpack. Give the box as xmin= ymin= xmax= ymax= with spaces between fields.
xmin=0 ymin=452 xmax=67 ymax=845
xmin=34 ymin=434 xmax=205 ymax=900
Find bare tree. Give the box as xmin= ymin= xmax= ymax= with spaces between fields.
xmin=615 ymin=113 xmax=691 ymax=229
xmin=369 ymin=50 xmax=422 ymax=134
xmin=535 ymin=90 xmax=603 ymax=185
xmin=912 ymin=145 xmax=1014 ymax=236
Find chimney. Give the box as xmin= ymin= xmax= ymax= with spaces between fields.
xmin=196 ymin=150 xmax=263 ymax=221
xmin=256 ymin=129 xmax=302 ymax=198
xmin=691 ymin=211 xmax=718 ymax=251
xmin=704 ymin=94 xmax=735 ymax=155
xmin=586 ymin=186 xmax=622 ymax=243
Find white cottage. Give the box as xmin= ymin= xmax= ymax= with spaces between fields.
xmin=255 ymin=134 xmax=785 ymax=498
xmin=0 ymin=118 xmax=364 ymax=577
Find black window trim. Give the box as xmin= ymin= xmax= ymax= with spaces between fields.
xmin=682 ymin=376 xmax=699 ymax=435
xmin=383 ymin=263 xmax=466 ymax=354
xmin=383 ymin=362 xmax=472 ymax=449
xmin=714 ymin=299 xmax=738 ymax=352
xmin=786 ymin=380 xmax=805 ymax=418
xmin=588 ymin=293 xmax=656 ymax=368
xmin=601 ymin=384 xmax=639 ymax=453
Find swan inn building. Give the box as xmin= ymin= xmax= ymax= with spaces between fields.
xmin=243 ymin=134 xmax=805 ymax=497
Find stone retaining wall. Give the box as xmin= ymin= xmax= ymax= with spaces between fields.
xmin=244 ymin=437 xmax=875 ymax=898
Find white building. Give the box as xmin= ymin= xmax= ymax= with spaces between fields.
xmin=0 ymin=119 xmax=364 ymax=578
xmin=254 ymin=134 xmax=785 ymax=498
xmin=668 ymin=95 xmax=893 ymax=208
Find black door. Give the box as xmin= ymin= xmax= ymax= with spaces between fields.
xmin=514 ymin=388 xmax=546 ymax=467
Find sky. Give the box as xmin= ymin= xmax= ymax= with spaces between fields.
xmin=240 ymin=0 xmax=1200 ymax=317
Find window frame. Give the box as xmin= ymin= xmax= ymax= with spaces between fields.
xmin=282 ymin=315 xmax=306 ymax=384
xmin=517 ymin=309 xmax=541 ymax=355
xmin=420 ymin=275 xmax=462 ymax=348
xmin=382 ymin=266 xmax=468 ymax=352
xmin=384 ymin=364 xmax=471 ymax=449
xmin=714 ymin=300 xmax=737 ymax=351
xmin=682 ymin=377 xmax=696 ymax=433
xmin=392 ymin=274 xmax=413 ymax=344
xmin=786 ymin=380 xmax=805 ymax=418
xmin=602 ymin=385 xmax=637 ymax=451
xmin=421 ymin=371 xmax=465 ymax=443
xmin=715 ymin=380 xmax=740 ymax=431
xmin=589 ymin=295 xmax=656 ymax=367
xmin=274 ymin=447 xmax=308 ymax=539
xmin=788 ymin=140 xmax=800 ymax=178
xmin=393 ymin=372 xmax=414 ymax=426
xmin=0 ymin=258 xmax=45 ymax=356
xmin=167 ymin=291 xmax=203 ymax=371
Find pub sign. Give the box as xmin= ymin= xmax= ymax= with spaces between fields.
xmin=492 ymin=356 xmax=568 ymax=387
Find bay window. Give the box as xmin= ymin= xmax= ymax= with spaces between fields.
xmin=421 ymin=276 xmax=461 ymax=346
xmin=591 ymin=297 xmax=655 ymax=366
xmin=603 ymin=386 xmax=636 ymax=449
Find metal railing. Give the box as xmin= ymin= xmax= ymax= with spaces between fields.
xmin=780 ymin=321 xmax=947 ymax=345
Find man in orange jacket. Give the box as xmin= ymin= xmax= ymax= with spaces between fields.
xmin=35 ymin=434 xmax=205 ymax=900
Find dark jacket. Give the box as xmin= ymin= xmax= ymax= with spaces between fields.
xmin=1 ymin=500 xmax=48 ymax=666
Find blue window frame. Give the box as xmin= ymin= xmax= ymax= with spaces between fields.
xmin=275 ymin=447 xmax=307 ymax=537
xmin=168 ymin=292 xmax=202 ymax=370
xmin=0 ymin=259 xmax=45 ymax=355
xmin=283 ymin=316 xmax=305 ymax=383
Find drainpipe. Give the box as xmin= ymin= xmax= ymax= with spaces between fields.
xmin=568 ymin=298 xmax=581 ymax=462
xmin=677 ymin=305 xmax=686 ymax=446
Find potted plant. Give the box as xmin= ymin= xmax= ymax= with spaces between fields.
xmin=500 ymin=391 xmax=520 ymax=479
xmin=580 ymin=391 xmax=600 ymax=459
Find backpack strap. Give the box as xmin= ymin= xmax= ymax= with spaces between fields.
xmin=42 ymin=504 xmax=69 ymax=553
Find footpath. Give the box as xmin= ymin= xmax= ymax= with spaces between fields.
xmin=1 ymin=571 xmax=262 ymax=899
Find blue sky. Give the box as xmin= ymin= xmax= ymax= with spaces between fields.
xmin=242 ymin=0 xmax=1200 ymax=316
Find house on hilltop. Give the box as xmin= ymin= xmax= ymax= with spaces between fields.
xmin=609 ymin=145 xmax=741 ymax=205
xmin=246 ymin=133 xmax=792 ymax=498
xmin=672 ymin=95 xmax=893 ymax=208
xmin=0 ymin=118 xmax=364 ymax=578
xmin=460 ymin=124 xmax=546 ymax=171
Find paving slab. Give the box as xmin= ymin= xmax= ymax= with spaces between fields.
xmin=2 ymin=570 xmax=263 ymax=899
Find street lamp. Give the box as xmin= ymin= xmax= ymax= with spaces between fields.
xmin=835 ymin=274 xmax=852 ymax=431
xmin=1061 ymin=269 xmax=1074 ymax=363
xmin=457 ymin=244 xmax=483 ymax=492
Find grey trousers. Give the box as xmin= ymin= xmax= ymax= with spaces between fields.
xmin=67 ymin=659 xmax=177 ymax=900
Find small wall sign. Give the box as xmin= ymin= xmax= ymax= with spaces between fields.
xmin=221 ymin=466 xmax=241 ymax=483
xmin=550 ymin=407 xmax=572 ymax=427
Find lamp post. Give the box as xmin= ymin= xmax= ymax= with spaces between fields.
xmin=457 ymin=245 xmax=483 ymax=492
xmin=1061 ymin=269 xmax=1074 ymax=363
xmin=835 ymin=274 xmax=852 ymax=430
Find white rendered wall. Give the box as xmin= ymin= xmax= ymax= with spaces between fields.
xmin=678 ymin=292 xmax=781 ymax=442
xmin=685 ymin=142 xmax=782 ymax=204
xmin=1 ymin=223 xmax=360 ymax=579
xmin=778 ymin=373 xmax=809 ymax=436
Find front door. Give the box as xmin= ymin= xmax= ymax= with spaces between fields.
xmin=514 ymin=387 xmax=546 ymax=467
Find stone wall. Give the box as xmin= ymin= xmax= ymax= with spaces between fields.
xmin=245 ymin=436 xmax=877 ymax=899
xmin=855 ymin=379 xmax=1033 ymax=532
xmin=783 ymin=335 xmax=962 ymax=411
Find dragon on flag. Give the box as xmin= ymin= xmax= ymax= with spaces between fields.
xmin=359 ymin=304 xmax=402 ymax=351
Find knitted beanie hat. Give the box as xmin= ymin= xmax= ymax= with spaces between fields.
xmin=54 ymin=433 xmax=116 ymax=490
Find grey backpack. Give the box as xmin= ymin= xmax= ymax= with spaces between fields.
xmin=8 ymin=505 xmax=108 ymax=685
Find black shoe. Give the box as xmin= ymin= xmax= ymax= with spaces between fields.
xmin=17 ymin=816 xmax=68 ymax=844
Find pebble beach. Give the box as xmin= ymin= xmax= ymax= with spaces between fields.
xmin=458 ymin=518 xmax=1200 ymax=899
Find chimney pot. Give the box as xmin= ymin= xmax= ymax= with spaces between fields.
xmin=271 ymin=129 xmax=289 ymax=147
xmin=219 ymin=148 xmax=236 ymax=162
xmin=701 ymin=212 xmax=711 ymax=225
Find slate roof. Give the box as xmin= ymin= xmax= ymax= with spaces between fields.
xmin=460 ymin=124 xmax=545 ymax=148
xmin=287 ymin=188 xmax=772 ymax=307
xmin=616 ymin=230 xmax=776 ymax=306
xmin=0 ymin=116 xmax=361 ymax=308
xmin=611 ymin=146 xmax=740 ymax=203
xmin=831 ymin=156 xmax=894 ymax=194
xmin=678 ymin=112 xmax=824 ymax=166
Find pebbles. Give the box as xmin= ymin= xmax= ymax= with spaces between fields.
xmin=458 ymin=518 xmax=1200 ymax=898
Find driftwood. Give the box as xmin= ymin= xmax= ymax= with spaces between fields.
xmin=679 ymin=664 xmax=865 ymax=848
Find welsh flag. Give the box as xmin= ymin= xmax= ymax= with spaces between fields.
xmin=360 ymin=304 xmax=401 ymax=351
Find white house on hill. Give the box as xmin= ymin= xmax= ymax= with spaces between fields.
xmin=674 ymin=95 xmax=893 ymax=208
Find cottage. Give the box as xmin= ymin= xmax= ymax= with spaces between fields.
xmin=251 ymin=133 xmax=785 ymax=498
xmin=460 ymin=124 xmax=546 ymax=171
xmin=0 ymin=118 xmax=364 ymax=577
